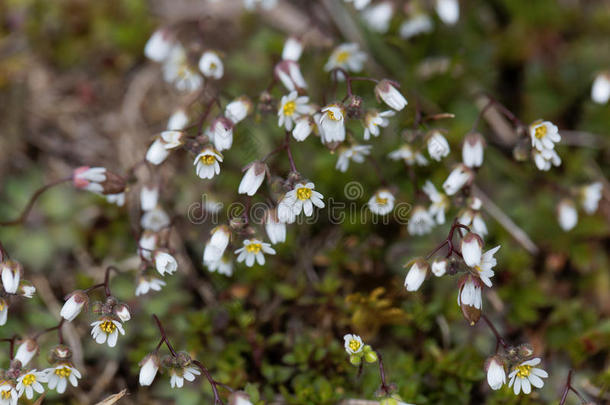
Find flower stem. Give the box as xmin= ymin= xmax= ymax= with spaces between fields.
xmin=192 ymin=359 xmax=227 ymax=405
xmin=480 ymin=314 xmax=508 ymax=351
xmin=152 ymin=314 xmax=178 ymax=357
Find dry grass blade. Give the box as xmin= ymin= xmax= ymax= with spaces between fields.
xmin=94 ymin=389 xmax=128 ymax=405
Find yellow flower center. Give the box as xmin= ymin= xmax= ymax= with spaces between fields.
xmin=348 ymin=339 xmax=361 ymax=352
xmin=100 ymin=320 xmax=116 ymax=334
xmin=474 ymin=265 xmax=482 ymax=273
xmin=336 ymin=50 xmax=350 ymax=63
xmin=515 ymin=364 xmax=532 ymax=378
xmin=326 ymin=110 xmax=340 ymax=121
xmin=209 ymin=62 xmax=217 ymax=71
xmin=296 ymin=187 xmax=312 ymax=201
xmin=375 ymin=196 xmax=388 ymax=205
xmin=283 ymin=101 xmax=296 ymax=116
xmin=200 ymin=154 xmax=216 ymax=165
xmin=246 ymin=243 xmax=262 ymax=254
xmin=22 ymin=374 xmax=36 ymax=386
xmin=534 ymin=125 xmax=547 ymax=139
xmin=0 ymin=301 xmax=5 ymax=311
xmin=55 ymin=367 xmax=72 ymax=378
xmin=1 ymin=391 xmax=11 ymax=399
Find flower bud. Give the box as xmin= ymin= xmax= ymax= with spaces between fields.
xmin=457 ymin=275 xmax=482 ymax=326
xmin=349 ymin=355 xmax=362 ymax=366
xmin=154 ymin=250 xmax=178 ymax=276
xmin=557 ymin=199 xmax=578 ymax=231
xmin=139 ymin=353 xmax=160 ymax=386
xmin=60 ymin=290 xmax=89 ymax=322
xmin=442 ymin=164 xmax=473 ymax=196
xmin=460 ymin=232 xmax=483 ymax=267
xmin=238 ymin=162 xmax=267 ymax=196
xmin=114 ymin=303 xmax=131 ymax=322
xmin=431 ymin=258 xmax=448 ymax=277
xmin=462 ymin=132 xmax=485 ymax=168
xmin=517 ymin=343 xmax=534 ymax=359
xmin=229 ymin=391 xmax=253 ymax=405
xmin=485 ymin=355 xmax=506 ymax=390
xmin=50 ymin=344 xmax=72 ymax=363
xmin=14 ymin=338 xmax=39 ymax=367
xmin=18 ymin=280 xmax=36 ymax=298
xmin=364 ymin=350 xmax=378 ymax=363
xmin=375 ymin=79 xmax=408 ymax=111
xmin=1 ymin=260 xmax=22 ymax=294
xmin=404 ymin=258 xmax=429 ymax=292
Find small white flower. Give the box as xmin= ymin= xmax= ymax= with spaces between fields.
xmin=427 ymin=131 xmax=450 ymax=161
xmin=14 ymin=339 xmax=38 ymax=367
xmin=0 ymin=298 xmax=7 ymax=326
xmin=139 ymin=353 xmax=160 ymax=386
xmin=591 ymin=72 xmax=610 ymax=104
xmin=407 ymin=205 xmax=434 ymax=235
xmin=1 ymin=263 xmax=20 ymax=294
xmin=557 ymin=199 xmax=578 ymax=231
xmin=462 ymin=132 xmax=485 ymax=168
xmin=530 ymin=120 xmax=561 ymax=152
xmin=292 ymin=116 xmax=315 ymax=141
xmin=45 ymin=363 xmax=82 ymax=394
xmin=73 ymin=167 xmax=107 ymax=193
xmin=16 ymin=369 xmax=47 ymax=399
xmin=162 ymin=45 xmax=203 ymax=92
xmin=146 ymin=131 xmax=184 ymax=165
xmin=460 ymin=209 xmax=488 ymax=237
xmin=141 ymin=207 xmax=170 ymax=232
xmin=470 ymin=245 xmax=500 ymax=288
xmin=435 ymin=0 xmax=459 ymax=25
xmin=388 ymin=144 xmax=428 ymax=166
xmin=198 ymin=51 xmax=223 ymax=79
xmin=208 ymin=117 xmax=234 ymax=151
xmin=375 ymin=80 xmax=408 ymax=111
xmin=141 ymin=186 xmax=159 ymax=212
xmin=194 ymin=146 xmax=223 ymax=180
xmin=363 ymin=110 xmax=394 ymax=140
xmin=399 ymin=14 xmax=434 ymax=39
xmin=324 ymin=43 xmax=367 ymax=76
xmin=206 ymin=256 xmax=234 ymax=276
xmin=282 ymin=37 xmax=303 ymax=61
xmin=361 ymin=2 xmax=394 ymax=33
xmin=265 ymin=210 xmax=286 ymax=244
xmin=90 ymin=317 xmax=125 ymax=347
xmin=154 ymin=251 xmax=178 ymax=276
xmin=203 ymin=226 xmax=231 ymax=264
xmin=283 ymin=182 xmax=325 ymax=217
xmin=225 ymin=96 xmax=252 ymax=124
xmin=423 ymin=180 xmax=449 ymax=224
xmin=319 ymin=104 xmax=346 ymax=143
xmin=275 ymin=60 xmax=308 ymax=92
xmin=278 ymin=91 xmax=310 ymax=130
xmin=60 ymin=291 xmax=88 ymax=322
xmin=167 ymin=109 xmax=189 ymax=130
xmin=431 ymin=258 xmax=448 ymax=277
xmin=580 ymin=182 xmax=603 ymax=215
xmin=235 ymin=239 xmax=276 ymax=267
xmin=169 ymin=366 xmax=201 ymax=389
xmin=461 ymin=232 xmax=483 ymax=267
xmin=138 ymin=231 xmax=158 ymax=260
xmin=343 ymin=334 xmax=364 ymax=354
xmin=368 ymin=189 xmax=395 ymax=215
xmin=442 ymin=164 xmax=473 ymax=196
xmin=335 ymin=145 xmax=372 ymax=172
xmin=114 ymin=304 xmax=131 ymax=322
xmin=144 ymin=29 xmax=174 ymax=62
xmin=533 ymin=148 xmax=561 ymax=171
xmin=457 ymin=276 xmax=482 ymax=310
xmin=105 ymin=192 xmax=125 ymax=207
xmin=19 ymin=282 xmax=36 ymax=298
xmin=277 ymin=195 xmax=297 ymax=224
xmin=344 ymin=0 xmax=371 ymax=11
xmin=404 ymin=260 xmax=429 ymax=291
xmin=0 ymin=381 xmax=17 ymax=405
xmin=508 ymin=358 xmax=548 ymax=395
xmin=486 ymin=357 xmax=506 ymax=390
xmin=238 ymin=162 xmax=267 ymax=196
xmin=135 ymin=276 xmax=166 ymax=296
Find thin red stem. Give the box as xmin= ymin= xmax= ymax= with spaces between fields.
xmin=481 ymin=315 xmax=508 ymax=350
xmin=192 ymin=359 xmax=225 ymax=405
xmin=152 ymin=314 xmax=178 ymax=357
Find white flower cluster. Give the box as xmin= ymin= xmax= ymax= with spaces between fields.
xmin=556 ymin=182 xmax=604 ymax=231
xmin=0 ymin=259 xmax=35 ymax=326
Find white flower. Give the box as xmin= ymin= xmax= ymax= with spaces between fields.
xmin=442 ymin=164 xmax=473 ymax=196
xmin=0 ymin=299 xmax=7 ymax=326
xmin=235 ymin=239 xmax=276 ymax=267
xmin=194 ymin=146 xmax=223 ymax=179
xmin=363 ymin=110 xmax=394 ymax=140
xmin=324 ymin=43 xmax=367 ymax=75
xmin=14 ymin=339 xmax=38 ymax=367
xmin=282 ymin=37 xmax=303 ymax=61
xmin=457 ymin=277 xmax=482 ymax=310
xmin=407 ymin=206 xmax=434 ymax=235
xmin=1 ymin=263 xmax=20 ymax=294
xmin=239 ymin=162 xmax=267 ymax=196
xmin=45 ymin=363 xmax=82 ymax=394
xmin=388 ymin=144 xmax=428 ymax=166
xmin=344 ymin=0 xmax=371 ymax=10
xmin=431 ymin=258 xmax=448 ymax=277
xmin=60 ymin=291 xmax=88 ymax=322
xmin=277 ymin=195 xmax=297 ymax=224
xmin=167 ymin=109 xmax=188 ymax=130
xmin=470 ymin=245 xmax=500 ymax=288
xmin=73 ymin=167 xmax=106 ymax=193
xmin=399 ymin=14 xmax=434 ymax=39
xmin=508 ymin=358 xmax=548 ymax=395
xmin=557 ymin=199 xmax=578 ymax=231
xmin=591 ymin=72 xmax=610 ymax=104
xmin=533 ymin=148 xmax=561 ymax=171
xmin=144 ymin=29 xmax=174 ymax=62
xmin=208 ymin=117 xmax=234 ymax=151
xmin=319 ymin=105 xmax=346 ymax=143
xmin=427 ymin=131 xmax=450 ymax=161
xmin=162 ymin=45 xmax=203 ymax=92
xmin=90 ymin=317 xmax=125 ymax=347
xmin=225 ymin=96 xmax=252 ymax=124
xmin=486 ymin=357 xmax=506 ymax=390
xmin=459 ymin=208 xmax=488 ymax=238
xmin=368 ymin=189 xmax=395 ymax=215
xmin=154 ymin=251 xmax=178 ymax=276
xmin=135 ymin=276 xmax=166 ymax=296
xmin=361 ymin=2 xmax=394 ymax=33
xmin=203 ymin=226 xmax=231 ymax=263
xmin=278 ymin=91 xmax=310 ymax=130
xmin=114 ymin=304 xmax=131 ymax=322
xmin=206 ymin=256 xmax=233 ymax=276
xmin=435 ymin=0 xmax=459 ymax=25
xmin=343 ymin=334 xmax=364 ymax=354
xmin=423 ymin=180 xmax=449 ymax=224
xmin=105 ymin=192 xmax=125 ymax=207
xmin=198 ymin=51 xmax=223 ymax=79
xmin=530 ymin=120 xmax=560 ymax=152
xmin=580 ymin=182 xmax=603 ymax=214
xmin=0 ymin=381 xmax=17 ymax=405
xmin=265 ymin=210 xmax=286 ymax=244
xmin=139 ymin=354 xmax=160 ymax=386
xmin=404 ymin=260 xmax=429 ymax=291
xmin=461 ymin=232 xmax=483 ymax=267
xmin=283 ymin=182 xmax=325 ymax=217
xmin=462 ymin=132 xmax=485 ymax=168
xmin=170 ymin=366 xmax=201 ymax=389
xmin=140 ymin=186 xmax=159 ymax=212
xmin=375 ymin=80 xmax=408 ymax=111
xmin=141 ymin=207 xmax=170 ymax=232
xmin=336 ymin=145 xmax=372 ymax=172
xmin=292 ymin=116 xmax=315 ymax=141
xmin=138 ymin=231 xmax=158 ymax=260
xmin=145 ymin=131 xmax=184 ymax=165
xmin=19 ymin=282 xmax=36 ymax=298
xmin=275 ymin=60 xmax=308 ymax=92
xmin=16 ymin=369 xmax=47 ymax=399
